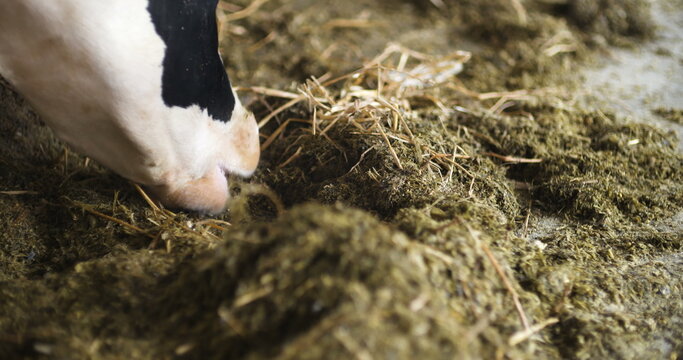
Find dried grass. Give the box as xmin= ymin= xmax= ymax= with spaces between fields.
xmin=241 ymin=44 xmax=483 ymax=184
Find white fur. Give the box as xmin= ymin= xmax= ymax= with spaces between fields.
xmin=0 ymin=0 xmax=258 ymax=195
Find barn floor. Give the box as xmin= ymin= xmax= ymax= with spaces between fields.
xmin=1 ymin=0 xmax=682 ymax=359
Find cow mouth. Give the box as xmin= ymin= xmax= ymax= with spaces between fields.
xmin=146 ymin=166 xmax=230 ymax=214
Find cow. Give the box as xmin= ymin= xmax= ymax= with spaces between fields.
xmin=0 ymin=0 xmax=260 ymax=214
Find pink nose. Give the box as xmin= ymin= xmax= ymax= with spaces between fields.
xmin=148 ymin=166 xmax=229 ymax=214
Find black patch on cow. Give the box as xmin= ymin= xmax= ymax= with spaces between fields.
xmin=147 ymin=0 xmax=234 ymax=122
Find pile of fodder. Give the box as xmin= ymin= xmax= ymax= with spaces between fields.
xmin=223 ymin=0 xmax=579 ymax=91
xmin=244 ymin=41 xmax=683 ymax=358
xmin=0 ymin=249 xmax=178 ymax=359
xmin=0 ymin=202 xmax=555 ymax=359
xmin=440 ymin=0 xmax=654 ymax=89
xmin=251 ymin=47 xmax=519 ymax=227
xmin=557 ymin=0 xmax=655 ymax=44
xmin=655 ymin=108 xmax=683 ymax=125
xmin=253 ymin=41 xmax=682 ymax=230
xmin=453 ymin=104 xmax=683 ymax=227
xmin=158 ymin=204 xmax=475 ymax=359
xmin=221 ymin=0 xmax=656 ymax=93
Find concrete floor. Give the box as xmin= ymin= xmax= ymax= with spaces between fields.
xmin=581 ymin=0 xmax=683 ymax=152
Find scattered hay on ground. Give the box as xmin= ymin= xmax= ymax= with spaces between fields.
xmin=655 ymin=108 xmax=683 ymax=125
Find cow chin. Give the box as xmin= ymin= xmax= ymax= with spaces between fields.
xmin=147 ymin=166 xmax=229 ymax=214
